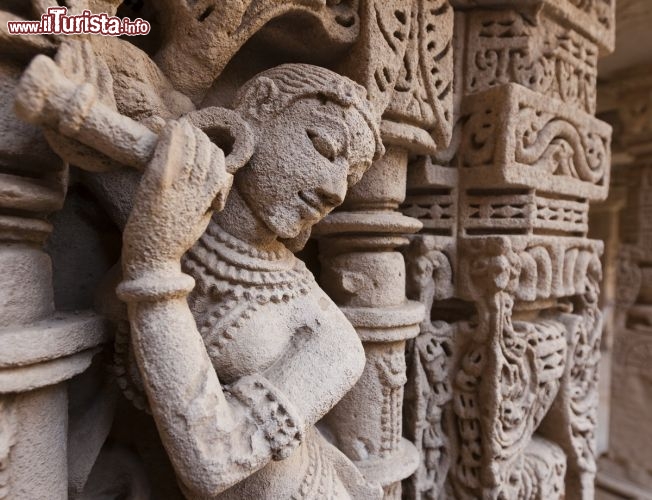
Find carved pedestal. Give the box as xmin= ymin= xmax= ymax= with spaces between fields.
xmin=0 ymin=54 xmax=108 ymax=499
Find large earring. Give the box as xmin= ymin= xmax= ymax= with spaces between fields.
xmin=186 ymin=106 xmax=255 ymax=174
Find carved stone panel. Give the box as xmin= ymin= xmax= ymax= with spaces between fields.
xmin=0 ymin=0 xmax=617 ymax=499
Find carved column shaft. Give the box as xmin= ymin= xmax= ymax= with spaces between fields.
xmin=317 ymin=147 xmax=423 ymax=498
xmin=316 ymin=1 xmax=455 ymax=497
xmin=0 ymin=25 xmax=109 ymax=499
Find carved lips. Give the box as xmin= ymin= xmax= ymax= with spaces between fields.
xmin=298 ymin=190 xmax=326 ymax=218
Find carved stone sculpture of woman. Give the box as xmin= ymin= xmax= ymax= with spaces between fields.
xmin=117 ymin=64 xmax=385 ymax=499
xmin=16 ymin=52 xmax=385 ymax=497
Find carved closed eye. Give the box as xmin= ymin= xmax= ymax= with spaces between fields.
xmin=307 ymin=129 xmax=337 ymax=162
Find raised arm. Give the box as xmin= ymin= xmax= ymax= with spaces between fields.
xmin=117 ymin=120 xmax=304 ymax=497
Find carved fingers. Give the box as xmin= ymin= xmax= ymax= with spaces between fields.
xmin=146 ymin=118 xmax=230 ymax=215
xmin=36 ymin=40 xmax=124 ymax=171
xmin=55 ymin=40 xmax=117 ymax=109
xmin=122 ymin=119 xmax=231 ymax=277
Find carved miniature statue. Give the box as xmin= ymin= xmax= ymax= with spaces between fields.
xmin=15 ymin=49 xmax=384 ymax=497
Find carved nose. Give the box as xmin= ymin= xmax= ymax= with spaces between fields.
xmin=318 ymin=160 xmax=348 ymax=208
xmin=316 ymin=186 xmax=344 ymax=208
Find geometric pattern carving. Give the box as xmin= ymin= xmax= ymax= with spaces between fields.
xmin=464 ymin=9 xmax=599 ymax=114
xmin=462 ymin=191 xmax=588 ymax=235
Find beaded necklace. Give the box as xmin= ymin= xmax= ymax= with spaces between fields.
xmin=182 ymin=221 xmax=313 ymax=356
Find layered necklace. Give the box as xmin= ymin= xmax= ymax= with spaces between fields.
xmin=182 ymin=221 xmax=314 ymax=356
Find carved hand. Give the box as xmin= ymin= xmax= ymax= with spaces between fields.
xmin=122 ymin=119 xmax=232 ymax=279
xmin=41 ymin=40 xmax=126 ymax=172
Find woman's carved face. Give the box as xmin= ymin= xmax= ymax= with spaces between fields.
xmin=235 ymin=97 xmax=376 ymax=239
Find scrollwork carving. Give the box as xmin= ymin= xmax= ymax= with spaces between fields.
xmin=404 ymin=321 xmax=454 ymax=499
xmin=403 ymin=236 xmax=455 ymax=498
xmin=519 ymin=437 xmax=566 ymax=500
xmin=457 ymin=84 xmax=611 ymax=200
xmin=339 ymin=0 xmax=413 ymax=119
xmin=384 ymin=0 xmax=454 ymax=147
xmin=537 ymin=256 xmax=603 ymax=499
xmin=453 ymin=236 xmax=603 ymax=499
xmin=515 ymin=107 xmax=607 ymax=185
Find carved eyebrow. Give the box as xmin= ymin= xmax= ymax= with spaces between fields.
xmin=308 ymin=106 xmax=374 ymax=170
xmin=309 ymin=108 xmax=350 ymax=157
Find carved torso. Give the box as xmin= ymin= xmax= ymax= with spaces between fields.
xmin=184 ymin=221 xmax=313 ymax=381
xmin=180 ymin=219 xmax=367 ymax=499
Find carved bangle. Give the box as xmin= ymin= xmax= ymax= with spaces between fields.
xmin=116 ymin=272 xmax=195 ymax=303
xmin=227 ymin=374 xmax=305 ymax=461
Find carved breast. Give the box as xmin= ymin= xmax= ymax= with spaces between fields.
xmin=183 ymin=221 xmax=322 ymax=384
xmin=191 ymin=294 xmax=298 ymax=383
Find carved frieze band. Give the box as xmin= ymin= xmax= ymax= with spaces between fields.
xmin=460 ymin=191 xmax=588 ymax=235
xmin=463 ymin=8 xmax=599 ymax=114
xmin=457 ymin=84 xmax=611 ymax=200
xmin=452 ymin=0 xmax=614 ymax=53
xmin=457 ymin=235 xmax=602 ymax=303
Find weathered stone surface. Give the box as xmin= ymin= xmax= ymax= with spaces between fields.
xmin=0 ymin=0 xmax=622 ymax=499
xmin=594 ymin=49 xmax=652 ymax=495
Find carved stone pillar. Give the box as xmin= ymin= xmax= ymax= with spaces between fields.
xmin=316 ymin=1 xmax=455 ymax=497
xmin=401 ymin=1 xmax=615 ymax=498
xmin=596 ymin=69 xmax=652 ymax=496
xmin=316 ymin=147 xmax=423 ymax=498
xmin=0 ymin=11 xmax=109 ymax=499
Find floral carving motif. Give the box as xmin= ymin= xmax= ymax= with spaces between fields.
xmin=448 ymin=236 xmax=603 ymax=499
xmin=403 ymin=321 xmax=454 ymax=499
xmin=403 ymin=236 xmax=455 ymax=498
xmin=385 ymin=0 xmax=455 ymax=147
